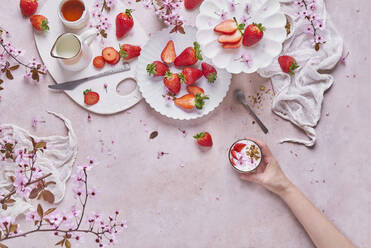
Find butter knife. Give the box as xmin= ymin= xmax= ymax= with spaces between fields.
xmin=48 ymin=63 xmax=131 ymax=90
xmin=234 ymin=89 xmax=269 ymax=134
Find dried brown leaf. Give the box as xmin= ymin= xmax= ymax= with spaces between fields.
xmin=9 ymin=65 xmax=19 ymax=71
xmin=2 ymin=204 xmax=7 ymax=210
xmin=0 ymin=79 xmax=3 ymax=84
xmin=37 ymin=204 xmax=43 ymax=218
xmin=29 ymin=187 xmax=42 ymax=199
xmin=65 ymin=239 xmax=71 ymax=248
xmin=9 ymin=224 xmax=17 ymax=233
xmin=44 ymin=207 xmax=56 ymax=216
xmin=0 ymin=87 xmax=3 ymax=91
xmin=45 ymin=181 xmax=57 ymax=186
xmin=5 ymin=70 xmax=13 ymax=80
xmin=31 ymin=70 xmax=39 ymax=82
xmin=42 ymin=190 xmax=55 ymax=204
xmin=55 ymin=239 xmax=65 ymax=246
xmin=0 ymin=242 xmax=8 ymax=248
xmin=177 ymin=26 xmax=185 ymax=34
xmin=4 ymin=198 xmax=15 ymax=204
xmin=35 ymin=141 xmax=46 ymax=149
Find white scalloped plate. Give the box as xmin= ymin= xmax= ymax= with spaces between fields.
xmin=196 ymin=0 xmax=286 ymax=74
xmin=136 ymin=26 xmax=232 ymax=120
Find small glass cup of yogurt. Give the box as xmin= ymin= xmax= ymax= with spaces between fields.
xmin=228 ymin=139 xmax=262 ymax=173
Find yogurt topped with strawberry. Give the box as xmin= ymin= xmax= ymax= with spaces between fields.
xmin=229 ymin=139 xmax=262 ymax=173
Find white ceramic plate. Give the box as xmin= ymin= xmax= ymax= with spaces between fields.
xmin=34 ymin=0 xmax=148 ymax=115
xmin=136 ymin=26 xmax=232 ymax=120
xmin=196 ymin=0 xmax=287 ymax=74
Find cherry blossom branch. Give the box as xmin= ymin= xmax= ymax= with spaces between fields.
xmin=0 ymin=173 xmax=52 ymax=204
xmin=75 ymin=169 xmax=88 ymax=230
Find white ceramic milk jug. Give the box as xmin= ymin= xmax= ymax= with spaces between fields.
xmin=50 ymin=29 xmax=96 ymax=72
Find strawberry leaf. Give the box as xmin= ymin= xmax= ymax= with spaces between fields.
xmin=193 ymin=132 xmax=205 ymax=139
xmin=289 ymin=61 xmax=299 ymax=75
xmin=207 ymin=72 xmax=216 ymax=83
xmin=83 ymin=89 xmax=92 ymax=95
xmin=41 ymin=19 xmax=50 ymax=32
xmin=125 ymin=9 xmax=133 ymax=17
xmin=146 ymin=63 xmax=156 ymax=76
xmin=193 ymin=42 xmax=203 ymax=61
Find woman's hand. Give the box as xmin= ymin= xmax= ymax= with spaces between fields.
xmin=239 ymin=138 xmax=293 ymax=196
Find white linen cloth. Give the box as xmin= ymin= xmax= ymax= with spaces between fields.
xmin=0 ymin=112 xmax=77 ymax=217
xmin=258 ymin=0 xmax=343 ymax=146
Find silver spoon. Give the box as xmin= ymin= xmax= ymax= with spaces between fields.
xmin=234 ymin=89 xmax=269 ymax=134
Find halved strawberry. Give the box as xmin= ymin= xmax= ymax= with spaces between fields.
xmin=164 ymin=71 xmax=181 ymax=95
xmin=102 ymin=47 xmax=117 ymax=62
xmin=174 ymin=42 xmax=203 ymax=67
xmin=83 ymin=89 xmax=99 ymax=105
xmin=179 ymin=67 xmax=203 ymax=85
xmin=218 ymin=31 xmax=242 ymax=45
xmin=193 ymin=132 xmax=213 ymax=147
xmin=222 ymin=39 xmax=242 ymax=49
xmin=201 ymin=62 xmax=217 ymax=83
xmin=214 ymin=19 xmax=238 ymax=35
xmin=93 ymin=56 xmax=105 ymax=69
xmin=161 ymin=40 xmax=176 ymax=64
xmin=233 ymin=143 xmax=246 ymax=152
xmin=174 ymin=93 xmax=209 ymax=110
xmin=186 ymin=85 xmax=204 ymax=96
xmin=147 ymin=61 xmax=169 ymax=77
xmin=231 ymin=150 xmax=239 ymax=160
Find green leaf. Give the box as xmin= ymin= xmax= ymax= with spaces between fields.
xmin=83 ymin=89 xmax=92 ymax=95
xmin=41 ymin=19 xmax=50 ymax=31
xmin=146 ymin=63 xmax=156 ymax=76
xmin=193 ymin=42 xmax=203 ymax=61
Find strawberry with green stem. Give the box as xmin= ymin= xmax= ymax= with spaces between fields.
xmin=278 ymin=56 xmax=299 ymax=75
xmin=201 ymin=62 xmax=217 ymax=83
xmin=146 ymin=61 xmax=169 ymax=77
xmin=174 ymin=93 xmax=209 ymax=110
xmin=193 ymin=132 xmax=213 ymax=147
xmin=174 ymin=42 xmax=203 ymax=67
xmin=30 ymin=15 xmax=49 ymax=31
xmin=119 ymin=44 xmax=141 ymax=61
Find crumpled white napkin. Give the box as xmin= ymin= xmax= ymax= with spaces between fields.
xmin=258 ymin=0 xmax=343 ymax=146
xmin=0 ymin=112 xmax=77 ymax=218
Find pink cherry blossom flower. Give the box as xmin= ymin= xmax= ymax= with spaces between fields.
xmin=25 ymin=211 xmax=40 ymax=223
xmin=71 ymin=205 xmax=81 ymax=217
xmin=238 ymin=54 xmax=253 ymax=68
xmin=304 ymin=24 xmax=314 ymax=34
xmin=73 ymin=186 xmax=84 ymax=199
xmin=88 ymin=187 xmax=98 ymax=199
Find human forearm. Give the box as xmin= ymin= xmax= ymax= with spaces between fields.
xmin=279 ymin=185 xmax=355 ymax=248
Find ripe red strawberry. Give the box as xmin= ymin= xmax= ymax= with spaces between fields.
xmin=201 ymin=62 xmax=217 ymax=83
xmin=179 ymin=67 xmax=203 ymax=85
xmin=20 ymin=0 xmax=38 ymax=17
xmin=214 ymin=19 xmax=238 ymax=35
xmin=116 ymin=9 xmax=134 ymax=39
xmin=193 ymin=132 xmax=213 ymax=147
xmin=161 ymin=40 xmax=176 ymax=64
xmin=184 ymin=0 xmax=203 ymax=10
xmin=278 ymin=55 xmax=299 ymax=75
xmin=83 ymin=89 xmax=99 ymax=105
xmin=30 ymin=15 xmax=49 ymax=31
xmin=174 ymin=42 xmax=203 ymax=67
xmin=243 ymin=23 xmax=265 ymax=47
xmin=164 ymin=71 xmax=181 ymax=95
xmin=119 ymin=44 xmax=141 ymax=61
xmin=174 ymin=93 xmax=209 ymax=110
xmin=186 ymin=85 xmax=204 ymax=96
xmin=147 ymin=61 xmax=169 ymax=77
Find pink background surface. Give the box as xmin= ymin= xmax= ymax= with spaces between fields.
xmin=1 ymin=0 xmax=371 ymax=247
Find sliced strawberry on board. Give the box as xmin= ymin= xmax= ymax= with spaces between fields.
xmin=201 ymin=62 xmax=217 ymax=83
xmin=107 ymin=51 xmax=120 ymax=65
xmin=218 ymin=31 xmax=242 ymax=45
xmin=102 ymin=47 xmax=117 ymax=62
xmin=214 ymin=19 xmax=238 ymax=35
xmin=147 ymin=61 xmax=169 ymax=77
xmin=233 ymin=143 xmax=246 ymax=152
xmin=83 ymin=89 xmax=100 ymax=106
xmin=193 ymin=132 xmax=213 ymax=147
xmin=174 ymin=42 xmax=203 ymax=67
xmin=119 ymin=44 xmax=141 ymax=61
xmin=184 ymin=0 xmax=203 ymax=10
xmin=164 ymin=71 xmax=181 ymax=95
xmin=161 ymin=40 xmax=176 ymax=64
xmin=93 ymin=56 xmax=105 ymax=69
xmin=222 ymin=39 xmax=242 ymax=49
xmin=278 ymin=55 xmax=299 ymax=75
xmin=186 ymin=85 xmax=204 ymax=96
xmin=179 ymin=67 xmax=203 ymax=85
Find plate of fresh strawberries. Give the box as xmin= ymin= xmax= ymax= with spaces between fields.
xmin=195 ymin=0 xmax=287 ymax=74
xmin=136 ymin=26 xmax=232 ymax=120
